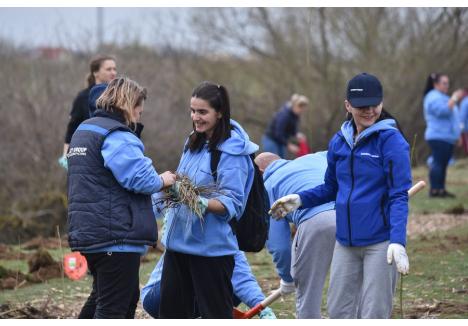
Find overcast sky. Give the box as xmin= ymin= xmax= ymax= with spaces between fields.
xmin=0 ymin=8 xmax=195 ymax=50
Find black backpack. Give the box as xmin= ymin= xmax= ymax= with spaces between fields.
xmin=210 ymin=150 xmax=269 ymax=253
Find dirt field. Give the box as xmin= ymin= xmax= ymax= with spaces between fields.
xmin=1 ymin=212 xmax=467 ymax=319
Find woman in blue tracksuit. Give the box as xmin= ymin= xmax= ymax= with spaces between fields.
xmin=270 ymin=73 xmax=412 ymax=318
xmin=159 ymin=81 xmax=258 ymax=318
xmin=67 ymin=77 xmax=176 ymax=318
xmin=423 ymin=73 xmax=463 ymax=197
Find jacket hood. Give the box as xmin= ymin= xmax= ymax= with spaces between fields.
xmin=340 ymin=118 xmax=397 ymax=149
xmin=217 ymin=119 xmax=259 ymax=155
xmin=88 ymin=83 xmax=108 ymax=114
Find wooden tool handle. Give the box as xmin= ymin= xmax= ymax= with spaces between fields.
xmin=408 ymin=180 xmax=426 ymax=197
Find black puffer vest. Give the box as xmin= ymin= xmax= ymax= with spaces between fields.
xmin=67 ymin=110 xmax=157 ymax=251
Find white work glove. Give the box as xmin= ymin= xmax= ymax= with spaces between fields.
xmin=279 ymin=279 xmax=295 ymax=295
xmin=269 ymin=194 xmax=301 ymax=220
xmin=387 ymin=243 xmax=409 ymax=275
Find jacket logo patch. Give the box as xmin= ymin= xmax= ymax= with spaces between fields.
xmin=361 ymin=152 xmax=379 ymax=158
xmin=67 ymin=147 xmax=87 ymax=158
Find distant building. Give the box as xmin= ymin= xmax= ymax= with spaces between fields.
xmin=30 ymin=47 xmax=72 ymax=61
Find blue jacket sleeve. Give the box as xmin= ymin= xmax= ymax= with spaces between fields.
xmin=213 ymin=154 xmax=252 ymax=222
xmin=266 ymin=217 xmax=294 ymax=283
xmin=232 ymin=251 xmax=265 ymax=308
xmin=382 ymin=132 xmax=412 ymax=246
xmin=140 ymin=252 xmax=164 ymax=306
xmin=297 ymin=138 xmax=338 ymax=208
xmin=426 ymin=96 xmax=453 ymax=118
xmin=102 ymin=130 xmax=163 ymax=195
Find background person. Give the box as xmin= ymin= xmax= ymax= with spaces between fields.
xmin=269 ymin=73 xmax=412 ymax=318
xmin=262 ymin=94 xmax=309 ymax=158
xmin=255 ymin=151 xmax=336 ymax=318
xmin=58 ymin=55 xmax=117 ymax=169
xmin=423 ymin=73 xmax=463 ymax=197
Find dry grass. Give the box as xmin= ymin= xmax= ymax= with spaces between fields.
xmin=154 ymin=174 xmax=221 ymax=221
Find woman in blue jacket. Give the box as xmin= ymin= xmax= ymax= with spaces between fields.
xmin=270 ymin=73 xmax=412 ymax=318
xmin=423 ymin=73 xmax=463 ymax=197
xmin=159 ymin=81 xmax=258 ymax=318
xmin=67 ymin=77 xmax=176 ymax=319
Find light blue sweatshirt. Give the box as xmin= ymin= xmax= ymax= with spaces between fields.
xmin=83 ymin=130 xmax=162 ymax=254
xmin=423 ymin=89 xmax=461 ymax=144
xmin=162 ymin=119 xmax=258 ymax=256
xmin=263 ymin=152 xmax=335 ymax=282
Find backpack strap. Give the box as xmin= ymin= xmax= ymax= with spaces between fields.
xmin=210 ymin=149 xmax=222 ymax=182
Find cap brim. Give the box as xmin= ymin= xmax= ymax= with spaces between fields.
xmin=348 ymin=97 xmax=382 ymax=108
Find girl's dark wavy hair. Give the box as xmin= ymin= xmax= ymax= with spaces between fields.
xmin=186 ymin=81 xmax=232 ymax=152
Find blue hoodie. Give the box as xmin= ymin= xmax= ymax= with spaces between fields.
xmin=298 ymin=119 xmax=412 ymax=247
xmin=459 ymin=97 xmax=468 ymax=133
xmin=424 ymin=89 xmax=461 ymax=144
xmin=162 ymin=119 xmax=258 ymax=256
xmin=264 ymin=152 xmax=335 ymax=282
xmin=140 ymin=250 xmax=265 ymax=316
xmin=88 ymin=83 xmax=108 ymax=116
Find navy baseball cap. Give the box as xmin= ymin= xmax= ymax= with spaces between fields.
xmin=346 ymin=73 xmax=383 ymax=108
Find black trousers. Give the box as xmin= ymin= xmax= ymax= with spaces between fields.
xmin=159 ymin=250 xmax=234 ymax=319
xmin=78 ymin=252 xmax=140 ymax=319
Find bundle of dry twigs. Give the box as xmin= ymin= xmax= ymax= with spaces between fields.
xmin=155 ymin=173 xmax=221 ymax=221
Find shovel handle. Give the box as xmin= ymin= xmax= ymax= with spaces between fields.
xmin=408 ymin=180 xmax=426 ymax=197
xmin=260 ymin=288 xmax=282 ymax=307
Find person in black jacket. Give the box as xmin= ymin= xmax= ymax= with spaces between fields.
xmin=262 ymin=94 xmax=309 ymax=158
xmin=58 ymin=55 xmax=117 ymax=169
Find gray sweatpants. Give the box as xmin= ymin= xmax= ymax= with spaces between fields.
xmin=290 ymin=210 xmax=336 ymax=319
xmin=327 ymin=240 xmax=398 ymax=319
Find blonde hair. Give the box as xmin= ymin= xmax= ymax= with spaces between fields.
xmin=96 ymin=77 xmax=147 ymax=126
xmin=291 ymin=93 xmax=309 ymax=107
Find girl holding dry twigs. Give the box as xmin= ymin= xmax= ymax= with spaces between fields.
xmin=67 ymin=77 xmax=176 ymax=319
xmin=159 ymin=81 xmax=258 ymax=319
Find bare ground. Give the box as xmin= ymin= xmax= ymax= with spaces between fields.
xmin=1 ymin=212 xmax=468 ymax=319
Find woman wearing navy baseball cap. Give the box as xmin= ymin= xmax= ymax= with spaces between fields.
xmin=269 ymin=73 xmax=412 ymax=318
